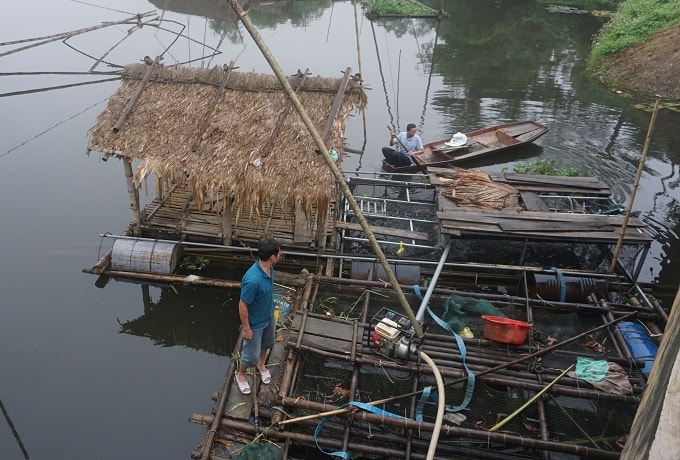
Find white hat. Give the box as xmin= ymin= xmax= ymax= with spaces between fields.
xmin=445 ymin=132 xmax=468 ymax=147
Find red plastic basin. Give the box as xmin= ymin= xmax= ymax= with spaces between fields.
xmin=481 ymin=315 xmax=532 ymax=345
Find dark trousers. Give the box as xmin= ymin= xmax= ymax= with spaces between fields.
xmin=382 ymin=147 xmax=411 ymax=167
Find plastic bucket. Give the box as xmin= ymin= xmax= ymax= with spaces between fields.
xmin=481 ymin=315 xmax=532 ymax=345
xmin=110 ymin=238 xmax=182 ymax=274
xmin=528 ymin=272 xmax=608 ymax=303
xmin=617 ymin=322 xmax=657 ymax=377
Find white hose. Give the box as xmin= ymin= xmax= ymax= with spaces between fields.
xmin=419 ymin=351 xmax=445 ymax=460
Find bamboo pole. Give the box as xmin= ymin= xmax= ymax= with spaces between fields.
xmin=278 ymin=311 xmax=638 ymax=426
xmin=83 ymin=268 xmax=242 ymax=288
xmin=609 ymin=97 xmax=661 ymax=273
xmin=622 ymin=284 xmax=680 ymax=459
xmin=489 ymin=364 xmax=575 ymax=432
xmin=0 ymin=12 xmax=157 ymax=58
xmin=113 ymin=56 xmax=160 ymax=132
xmin=225 ymin=0 xmax=424 ymax=338
xmin=268 ymin=399 xmax=621 ymax=459
xmin=197 ymin=334 xmax=241 ymax=460
xmin=122 ymin=158 xmax=142 ymax=235
xmin=289 ymin=341 xmax=641 ymax=401
xmin=352 ymin=0 xmax=367 ymax=146
xmin=89 ymin=22 xmax=143 ymax=72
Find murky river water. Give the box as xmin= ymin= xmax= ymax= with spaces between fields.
xmin=1 ymin=1 xmax=678 ymax=458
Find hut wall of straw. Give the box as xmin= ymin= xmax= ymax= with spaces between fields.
xmin=87 ymin=64 xmax=367 ymax=226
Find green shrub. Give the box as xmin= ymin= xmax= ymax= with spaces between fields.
xmin=506 ymin=159 xmax=583 ymax=176
xmin=179 ymin=255 xmax=210 ymax=272
xmin=368 ymin=0 xmax=436 ymax=16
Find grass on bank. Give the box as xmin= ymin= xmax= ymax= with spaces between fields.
xmin=504 ymin=160 xmax=583 ymax=177
xmin=590 ymin=0 xmax=680 ymax=62
xmin=367 ymin=0 xmax=438 ymax=16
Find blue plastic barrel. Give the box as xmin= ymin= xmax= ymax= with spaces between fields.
xmin=616 ymin=321 xmax=658 ymax=378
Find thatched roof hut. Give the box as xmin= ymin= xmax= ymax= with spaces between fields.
xmin=88 ymin=62 xmax=366 ymax=248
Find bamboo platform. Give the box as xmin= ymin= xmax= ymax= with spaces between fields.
xmin=140 ymin=186 xmax=336 ymax=250
xmin=190 ymin=270 xmax=664 ymax=459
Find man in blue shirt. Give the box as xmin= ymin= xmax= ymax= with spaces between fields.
xmin=235 ymin=238 xmax=282 ymax=395
xmin=382 ymin=123 xmax=424 ymax=167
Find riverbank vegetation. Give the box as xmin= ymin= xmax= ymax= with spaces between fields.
xmin=367 ymin=0 xmax=439 ymax=16
xmin=585 ymin=0 xmax=680 ymax=102
xmin=589 ymin=0 xmax=680 ymax=62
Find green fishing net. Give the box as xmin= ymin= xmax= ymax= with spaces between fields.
xmin=440 ymin=294 xmax=506 ymax=333
xmin=235 ymin=442 xmax=277 ymax=460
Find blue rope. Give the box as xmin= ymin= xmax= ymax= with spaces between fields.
xmin=551 ymin=267 xmax=567 ymax=302
xmin=413 ymin=285 xmax=476 ymax=413
xmin=416 ymin=385 xmax=437 ymax=422
xmin=314 ymin=401 xmax=409 ymax=458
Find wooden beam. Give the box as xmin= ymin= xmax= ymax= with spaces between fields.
xmin=335 ymin=220 xmax=429 ymax=241
xmin=321 ymin=67 xmax=352 ymax=143
xmin=221 ymin=194 xmax=233 ymax=245
xmin=123 ymin=157 xmax=142 ymax=235
xmin=263 ymin=69 xmax=309 ymax=156
xmin=520 ymin=191 xmax=550 ymax=212
xmin=191 ymin=62 xmax=235 ymax=152
xmin=113 ymin=55 xmax=160 ymax=132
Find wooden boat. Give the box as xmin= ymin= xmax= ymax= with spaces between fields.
xmin=382 ymin=120 xmax=550 ymax=173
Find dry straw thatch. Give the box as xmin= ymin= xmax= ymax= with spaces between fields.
xmin=88 ymin=63 xmax=367 ymax=220
xmin=439 ymin=169 xmax=520 ymax=210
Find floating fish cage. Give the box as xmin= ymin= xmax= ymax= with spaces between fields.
xmin=191 ymin=273 xmax=654 ymax=459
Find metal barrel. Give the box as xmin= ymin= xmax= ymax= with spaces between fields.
xmin=110 ymin=238 xmax=182 ymax=274
xmin=527 ymin=272 xmax=609 ymax=303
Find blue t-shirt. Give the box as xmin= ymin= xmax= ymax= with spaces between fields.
xmin=395 ymin=132 xmax=423 ymax=154
xmin=240 ymin=261 xmax=274 ymax=329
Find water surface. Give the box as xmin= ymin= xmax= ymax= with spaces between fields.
xmin=1 ymin=1 xmax=679 ymax=459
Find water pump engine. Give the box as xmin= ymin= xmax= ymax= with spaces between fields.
xmin=369 ymin=308 xmax=418 ymax=361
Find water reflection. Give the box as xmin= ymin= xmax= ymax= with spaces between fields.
xmin=2 ymin=2 xmax=680 ymax=457
xmin=119 ymin=284 xmax=240 ymax=355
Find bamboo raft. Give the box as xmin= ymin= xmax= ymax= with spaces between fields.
xmin=189 ymin=268 xmax=664 ymax=459
xmin=81 ymin=169 xmax=660 ymax=458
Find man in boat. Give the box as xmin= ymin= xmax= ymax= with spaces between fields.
xmin=382 ymin=123 xmax=424 ymax=167
xmin=235 ymin=238 xmax=282 ymax=395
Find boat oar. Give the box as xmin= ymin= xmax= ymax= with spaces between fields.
xmin=489 ymin=364 xmax=575 ymax=432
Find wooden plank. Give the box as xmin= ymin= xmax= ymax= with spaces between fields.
xmin=335 ymin=221 xmax=430 ymax=241
xmin=500 ymin=174 xmax=608 ymax=189
xmin=439 ymin=224 xmax=651 ymax=243
xmin=499 ymin=220 xmax=610 ymax=232
xmin=486 ymin=173 xmax=611 ymax=195
xmin=290 ymin=314 xmax=363 ymax=354
xmin=321 ymin=67 xmax=352 ymax=142
xmin=437 ymin=209 xmax=648 ymax=227
xmin=439 ymin=217 xmax=652 ymax=241
xmin=520 ymin=191 xmax=550 ymax=212
xmin=191 ymin=62 xmax=234 ymax=152
xmin=264 ymin=70 xmax=308 ymax=155
xmin=112 ymin=57 xmax=159 ymax=132
xmin=293 ymin=202 xmax=314 ymax=244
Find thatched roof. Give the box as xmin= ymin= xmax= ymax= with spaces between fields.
xmin=88 ymin=63 xmax=366 ymax=218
